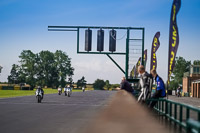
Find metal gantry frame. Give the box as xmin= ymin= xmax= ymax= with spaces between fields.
xmin=48 ymin=26 xmax=145 ymax=83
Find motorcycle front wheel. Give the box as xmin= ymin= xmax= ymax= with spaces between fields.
xmin=67 ymin=93 xmax=70 ymax=97
xmin=37 ymin=96 xmax=41 ymax=103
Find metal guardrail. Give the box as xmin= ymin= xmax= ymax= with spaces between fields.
xmin=147 ymin=98 xmax=200 ymax=133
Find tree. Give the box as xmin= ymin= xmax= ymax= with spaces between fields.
xmin=19 ymin=50 xmax=37 ymax=89
xmin=193 ymin=60 xmax=200 ymax=65
xmin=93 ymin=79 xmax=105 ymax=90
xmin=8 ymin=64 xmax=20 ymax=84
xmin=0 ymin=65 xmax=2 ymax=74
xmin=169 ymin=56 xmax=191 ymax=89
xmin=67 ymin=76 xmax=73 ymax=87
xmin=36 ymin=50 xmax=55 ymax=87
xmin=77 ymin=76 xmax=87 ymax=89
xmin=9 ymin=50 xmax=74 ymax=89
xmin=169 ymin=80 xmax=179 ymax=90
xmin=104 ymin=80 xmax=111 ymax=90
xmin=54 ymin=50 xmax=74 ymax=87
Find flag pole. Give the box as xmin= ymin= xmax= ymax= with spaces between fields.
xmin=167 ymin=78 xmax=169 ymax=99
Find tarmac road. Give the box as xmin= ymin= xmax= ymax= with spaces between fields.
xmin=0 ymin=90 xmax=116 ymax=133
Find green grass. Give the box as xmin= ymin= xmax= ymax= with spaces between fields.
xmin=0 ymin=89 xmax=82 ymax=98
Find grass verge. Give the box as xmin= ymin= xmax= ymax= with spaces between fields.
xmin=0 ymin=89 xmax=82 ymax=98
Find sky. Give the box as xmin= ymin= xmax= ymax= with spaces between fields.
xmin=0 ymin=0 xmax=200 ymax=84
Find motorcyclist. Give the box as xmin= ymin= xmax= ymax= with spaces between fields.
xmin=67 ymin=85 xmax=72 ymax=92
xmin=82 ymin=87 xmax=85 ymax=92
xmin=64 ymin=85 xmax=72 ymax=96
xmin=58 ymin=85 xmax=62 ymax=95
xmin=37 ymin=86 xmax=44 ymax=99
xmin=64 ymin=85 xmax=67 ymax=93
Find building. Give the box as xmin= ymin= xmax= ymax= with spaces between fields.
xmin=191 ymin=79 xmax=200 ymax=98
xmin=182 ymin=65 xmax=200 ymax=95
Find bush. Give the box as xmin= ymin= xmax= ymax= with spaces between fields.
xmin=93 ymin=79 xmax=105 ymax=90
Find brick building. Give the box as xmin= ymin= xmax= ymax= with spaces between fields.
xmin=182 ymin=65 xmax=200 ymax=94
xmin=191 ymin=79 xmax=200 ymax=98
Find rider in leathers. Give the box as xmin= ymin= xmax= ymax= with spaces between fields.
xmin=137 ymin=65 xmax=153 ymax=102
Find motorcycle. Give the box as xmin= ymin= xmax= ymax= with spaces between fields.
xmin=82 ymin=87 xmax=85 ymax=92
xmin=64 ymin=87 xmax=71 ymax=97
xmin=35 ymin=89 xmax=43 ymax=103
xmin=58 ymin=88 xmax=62 ymax=95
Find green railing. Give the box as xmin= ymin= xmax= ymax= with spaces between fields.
xmin=147 ymin=98 xmax=200 ymax=132
xmin=186 ymin=119 xmax=200 ymax=133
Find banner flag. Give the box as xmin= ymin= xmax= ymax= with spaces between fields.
xmin=168 ymin=0 xmax=181 ymax=81
xmin=130 ymin=65 xmax=136 ymax=78
xmin=150 ymin=32 xmax=160 ymax=71
xmin=135 ymin=57 xmax=141 ymax=77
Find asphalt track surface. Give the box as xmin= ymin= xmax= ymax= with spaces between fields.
xmin=0 ymin=90 xmax=116 ymax=133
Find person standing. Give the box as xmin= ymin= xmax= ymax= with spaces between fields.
xmin=177 ymin=86 xmax=182 ymax=97
xmin=137 ymin=65 xmax=153 ymax=102
xmin=149 ymin=69 xmax=166 ymax=108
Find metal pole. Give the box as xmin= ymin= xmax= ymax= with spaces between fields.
xmin=48 ymin=25 xmax=144 ymax=30
xmin=167 ymin=81 xmax=169 ymax=99
xmin=106 ymin=54 xmax=125 ymax=74
xmin=142 ymin=28 xmax=145 ymax=65
xmin=125 ymin=29 xmax=130 ymax=79
xmin=77 ymin=28 xmax=79 ymax=53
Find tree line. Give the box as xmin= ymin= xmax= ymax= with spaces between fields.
xmin=6 ymin=49 xmax=118 ymax=90
xmin=6 ymin=51 xmax=199 ymax=91
xmin=8 ymin=50 xmax=74 ymax=89
xmin=93 ymin=79 xmax=120 ymax=90
xmin=169 ymin=57 xmax=200 ymax=90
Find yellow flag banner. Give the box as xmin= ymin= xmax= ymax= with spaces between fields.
xmin=168 ymin=0 xmax=181 ymax=81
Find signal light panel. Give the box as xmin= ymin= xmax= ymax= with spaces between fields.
xmin=84 ymin=29 xmax=117 ymax=52
xmin=85 ymin=29 xmax=92 ymax=51
xmin=109 ymin=29 xmax=116 ymax=52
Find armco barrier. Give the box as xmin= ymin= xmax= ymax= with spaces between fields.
xmin=2 ymin=86 xmax=14 ymax=90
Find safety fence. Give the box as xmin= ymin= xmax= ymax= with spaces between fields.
xmin=147 ymin=98 xmax=200 ymax=133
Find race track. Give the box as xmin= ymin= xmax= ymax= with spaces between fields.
xmin=0 ymin=90 xmax=115 ymax=133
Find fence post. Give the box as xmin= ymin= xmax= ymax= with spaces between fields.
xmin=170 ymin=102 xmax=172 ymax=117
xmin=179 ymin=105 xmax=183 ymax=130
xmin=174 ymin=104 xmax=177 ymax=125
xmin=186 ymin=107 xmax=190 ymax=120
xmin=159 ymin=100 xmax=161 ymax=114
xmin=165 ymin=100 xmax=168 ymax=115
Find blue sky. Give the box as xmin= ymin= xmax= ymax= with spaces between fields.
xmin=0 ymin=0 xmax=200 ymax=84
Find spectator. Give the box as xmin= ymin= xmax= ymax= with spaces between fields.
xmin=177 ymin=86 xmax=181 ymax=97
xmin=149 ymin=69 xmax=166 ymax=108
xmin=116 ymin=77 xmax=134 ymax=94
xmin=137 ymin=65 xmax=153 ymax=102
